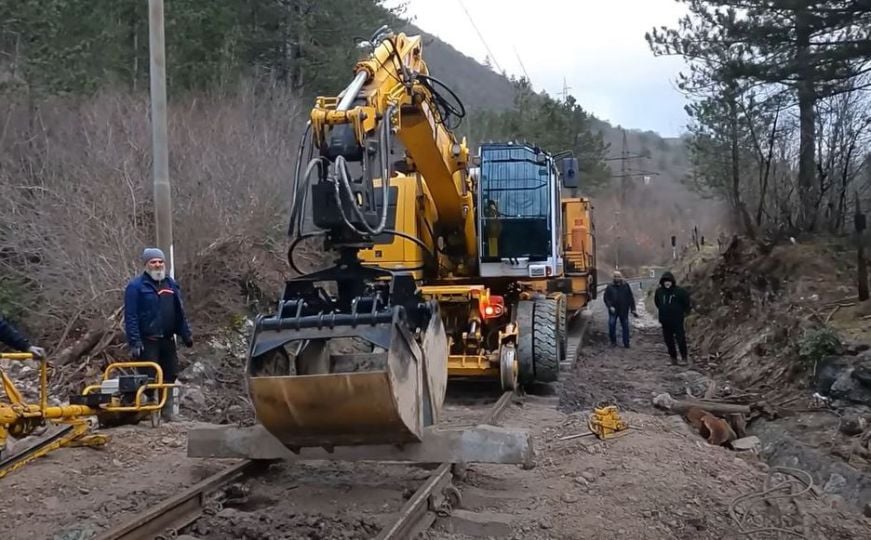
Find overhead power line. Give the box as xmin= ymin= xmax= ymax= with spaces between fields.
xmin=514 ymin=46 xmax=531 ymax=81
xmin=457 ymin=0 xmax=504 ymax=73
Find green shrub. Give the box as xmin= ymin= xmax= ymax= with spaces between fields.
xmin=798 ymin=327 xmax=841 ymax=366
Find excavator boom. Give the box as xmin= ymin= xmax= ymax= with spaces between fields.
xmin=246 ymin=27 xmax=468 ymax=451
xmin=304 ymin=28 xmax=476 ymax=267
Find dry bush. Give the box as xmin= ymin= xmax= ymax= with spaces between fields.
xmin=0 ymin=83 xmax=306 ymax=353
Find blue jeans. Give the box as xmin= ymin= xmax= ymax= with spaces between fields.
xmin=608 ymin=312 xmax=630 ymax=347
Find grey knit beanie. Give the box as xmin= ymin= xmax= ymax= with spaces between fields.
xmin=141 ymin=247 xmax=166 ymax=263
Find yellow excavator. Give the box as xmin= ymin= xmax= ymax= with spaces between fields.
xmin=245 ymin=26 xmax=595 ymax=451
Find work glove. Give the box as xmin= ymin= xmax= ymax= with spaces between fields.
xmin=28 ymin=346 xmax=46 ymax=359
xmin=608 ymin=307 xmax=616 ymax=314
xmin=183 ymin=335 xmax=193 ymax=348
xmin=129 ymin=343 xmax=143 ymax=359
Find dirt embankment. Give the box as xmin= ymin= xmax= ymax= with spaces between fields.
xmin=659 ymin=235 xmax=871 ymax=512
xmin=678 ymin=237 xmax=869 ymax=397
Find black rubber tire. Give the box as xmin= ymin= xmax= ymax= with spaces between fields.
xmin=556 ymin=295 xmax=567 ymax=360
xmin=533 ymin=297 xmax=561 ymax=383
xmin=515 ymin=300 xmax=536 ymax=385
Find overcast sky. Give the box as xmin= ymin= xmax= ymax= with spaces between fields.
xmin=386 ymin=0 xmax=690 ymax=137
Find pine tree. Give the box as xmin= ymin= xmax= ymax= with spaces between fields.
xmin=649 ymin=0 xmax=871 ymax=232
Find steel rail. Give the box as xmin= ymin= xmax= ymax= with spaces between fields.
xmin=95 ymin=459 xmax=261 ymax=540
xmin=375 ymin=390 xmax=514 ymax=540
xmin=378 ymin=303 xmax=592 ymax=539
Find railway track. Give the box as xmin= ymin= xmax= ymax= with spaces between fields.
xmin=375 ymin=390 xmax=515 ymax=540
xmin=94 ymin=459 xmax=262 ymax=540
xmin=97 ymin=315 xmax=591 ymax=540
xmin=95 ymin=392 xmax=515 ymax=540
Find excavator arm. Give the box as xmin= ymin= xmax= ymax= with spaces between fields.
xmin=246 ymin=27 xmax=476 ymax=452
xmin=296 ymin=26 xmax=476 ymax=267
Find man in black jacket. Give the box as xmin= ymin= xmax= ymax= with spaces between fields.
xmin=0 ymin=314 xmax=45 ymax=358
xmin=603 ymin=270 xmax=637 ymax=348
xmin=654 ymin=271 xmax=692 ymax=365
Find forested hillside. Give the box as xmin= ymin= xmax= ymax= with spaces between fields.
xmin=0 ymin=0 xmax=704 ymax=355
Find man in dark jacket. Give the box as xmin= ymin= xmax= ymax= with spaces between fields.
xmin=603 ymin=270 xmax=637 ymax=348
xmin=0 ymin=315 xmax=45 ymax=358
xmin=124 ymin=248 xmax=192 ymax=419
xmin=654 ymin=271 xmax=692 ymax=365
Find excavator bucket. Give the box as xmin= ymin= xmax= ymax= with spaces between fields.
xmin=247 ymin=300 xmax=447 ymax=451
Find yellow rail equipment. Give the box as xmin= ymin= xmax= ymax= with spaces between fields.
xmin=0 ymin=353 xmax=175 ymax=478
xmin=587 ymin=404 xmax=629 ymax=440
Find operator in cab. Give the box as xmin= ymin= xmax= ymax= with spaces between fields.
xmin=484 ymin=199 xmax=502 ymax=258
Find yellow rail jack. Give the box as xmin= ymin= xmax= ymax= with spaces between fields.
xmin=587 ymin=404 xmax=629 ymax=440
xmin=0 ymin=352 xmax=176 ymax=479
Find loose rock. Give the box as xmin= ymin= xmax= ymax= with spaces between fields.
xmin=730 ymin=436 xmax=761 ymax=452
xmin=823 ymin=473 xmax=847 ymax=494
xmin=840 ymin=415 xmax=867 ymax=436
xmin=561 ymin=492 xmax=579 ymax=503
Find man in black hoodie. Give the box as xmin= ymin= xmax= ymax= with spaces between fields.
xmin=654 ymin=271 xmax=692 ymax=365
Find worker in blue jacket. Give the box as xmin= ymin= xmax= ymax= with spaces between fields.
xmin=124 ymin=248 xmax=192 ymax=419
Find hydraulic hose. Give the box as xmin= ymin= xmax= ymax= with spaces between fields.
xmin=332 ymin=105 xmax=394 ymax=237
xmin=288 ymin=122 xmax=314 ymax=237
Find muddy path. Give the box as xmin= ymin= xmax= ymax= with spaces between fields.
xmin=425 ymin=290 xmax=871 ymax=539
xmin=561 ymin=323 xmax=688 ymax=414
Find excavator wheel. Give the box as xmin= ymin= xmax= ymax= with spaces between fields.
xmin=499 ymin=343 xmax=519 ymax=391
xmin=515 ymin=300 xmax=536 ymax=385
xmin=532 ymin=297 xmax=561 ymax=383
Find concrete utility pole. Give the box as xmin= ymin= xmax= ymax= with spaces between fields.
xmin=614 ymin=129 xmax=629 ymax=269
xmin=148 ymin=0 xmax=174 ymax=278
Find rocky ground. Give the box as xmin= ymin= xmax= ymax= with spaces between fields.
xmin=3 ymin=280 xmax=871 ymax=539
xmin=423 ymin=288 xmax=871 ymax=540
xmin=0 ymin=421 xmax=226 ymax=540
xmin=0 ymin=383 xmax=506 ymax=540
xmin=661 ymin=237 xmax=871 ymax=513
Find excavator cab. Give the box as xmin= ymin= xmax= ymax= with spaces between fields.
xmin=478 ymin=142 xmax=563 ymax=279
